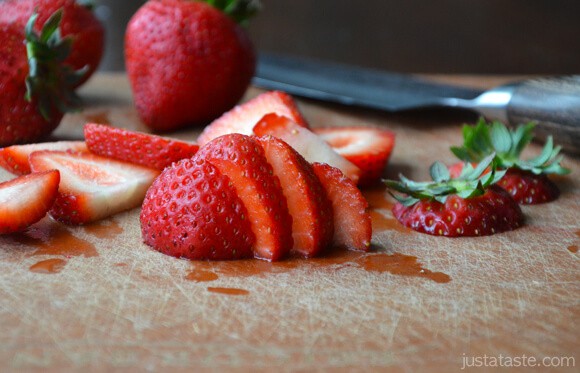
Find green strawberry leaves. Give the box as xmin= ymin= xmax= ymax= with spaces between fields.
xmin=384 ymin=153 xmax=506 ymax=207
xmin=24 ymin=9 xmax=85 ymax=121
xmin=450 ymin=118 xmax=570 ymax=175
xmin=203 ymin=0 xmax=261 ymax=25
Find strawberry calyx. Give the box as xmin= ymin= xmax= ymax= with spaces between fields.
xmin=201 ymin=0 xmax=261 ymax=25
xmin=450 ymin=118 xmax=570 ymax=176
xmin=24 ymin=9 xmax=85 ymax=120
xmin=384 ymin=154 xmax=506 ymax=206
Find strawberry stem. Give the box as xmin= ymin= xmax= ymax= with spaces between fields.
xmin=201 ymin=0 xmax=261 ymax=25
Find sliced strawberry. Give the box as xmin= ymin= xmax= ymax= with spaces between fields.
xmin=84 ymin=123 xmax=199 ymax=170
xmin=29 ymin=151 xmax=160 ymax=225
xmin=197 ymin=134 xmax=293 ymax=261
xmin=140 ymin=157 xmax=255 ymax=260
xmin=0 ymin=170 xmax=60 ymax=234
xmin=311 ymin=162 xmax=371 ymax=251
xmin=313 ymin=127 xmax=395 ymax=186
xmin=197 ymin=90 xmax=308 ymax=146
xmin=256 ymin=135 xmax=334 ymax=257
xmin=253 ymin=113 xmax=361 ymax=183
xmin=497 ymin=168 xmax=560 ymax=204
xmin=0 ymin=141 xmax=87 ymax=175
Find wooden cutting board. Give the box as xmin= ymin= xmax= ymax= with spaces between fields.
xmin=1 ymin=74 xmax=578 ymax=372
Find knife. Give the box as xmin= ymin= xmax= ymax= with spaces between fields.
xmin=253 ymin=53 xmax=580 ymax=154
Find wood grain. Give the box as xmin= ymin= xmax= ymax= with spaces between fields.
xmin=0 ymin=74 xmax=578 ymax=372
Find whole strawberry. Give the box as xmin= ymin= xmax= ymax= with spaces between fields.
xmin=126 ymin=0 xmax=258 ymax=132
xmin=0 ymin=10 xmax=83 ymax=146
xmin=450 ymin=119 xmax=570 ymax=204
xmin=385 ymin=155 xmax=524 ymax=237
xmin=0 ymin=0 xmax=104 ymax=87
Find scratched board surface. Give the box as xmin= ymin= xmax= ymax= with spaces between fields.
xmin=0 ymin=74 xmax=578 ymax=372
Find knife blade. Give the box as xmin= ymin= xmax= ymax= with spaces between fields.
xmin=253 ymin=53 xmax=580 ymax=154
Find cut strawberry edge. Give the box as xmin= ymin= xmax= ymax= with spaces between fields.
xmin=84 ymin=123 xmax=199 ymax=170
xmin=197 ymin=90 xmax=309 ymax=146
xmin=314 ymin=126 xmax=395 ymax=186
xmin=29 ymin=150 xmax=160 ymax=225
xmin=253 ymin=113 xmax=361 ymax=184
xmin=0 ymin=170 xmax=60 ymax=234
xmin=256 ymin=135 xmax=334 ymax=257
xmin=311 ymin=162 xmax=372 ymax=251
xmin=0 ymin=141 xmax=87 ymax=175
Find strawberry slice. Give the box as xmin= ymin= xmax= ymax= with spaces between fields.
xmin=29 ymin=151 xmax=160 ymax=225
xmin=197 ymin=134 xmax=293 ymax=261
xmin=256 ymin=135 xmax=334 ymax=257
xmin=197 ymin=90 xmax=308 ymax=146
xmin=313 ymin=127 xmax=395 ymax=186
xmin=253 ymin=113 xmax=361 ymax=184
xmin=0 ymin=170 xmax=60 ymax=234
xmin=0 ymin=141 xmax=87 ymax=175
xmin=311 ymin=162 xmax=372 ymax=251
xmin=141 ymin=157 xmax=255 ymax=260
xmin=84 ymin=123 xmax=199 ymax=170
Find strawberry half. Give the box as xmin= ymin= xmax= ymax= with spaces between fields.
xmin=197 ymin=134 xmax=293 ymax=261
xmin=140 ymin=157 xmax=255 ymax=260
xmin=385 ymin=155 xmax=524 ymax=236
xmin=84 ymin=123 xmax=199 ymax=170
xmin=0 ymin=170 xmax=60 ymax=234
xmin=29 ymin=151 xmax=160 ymax=225
xmin=253 ymin=113 xmax=361 ymax=184
xmin=0 ymin=141 xmax=87 ymax=175
xmin=450 ymin=119 xmax=570 ymax=204
xmin=314 ymin=126 xmax=395 ymax=186
xmin=197 ymin=90 xmax=308 ymax=146
xmin=312 ymin=162 xmax=372 ymax=251
xmin=256 ymin=135 xmax=334 ymax=257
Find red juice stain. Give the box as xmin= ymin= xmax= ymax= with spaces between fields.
xmin=568 ymin=246 xmax=578 ymax=253
xmin=29 ymin=258 xmax=67 ymax=274
xmin=185 ymin=268 xmax=219 ymax=282
xmin=207 ymin=287 xmax=249 ymax=296
xmin=356 ymin=253 xmax=451 ymax=283
xmin=16 ymin=222 xmax=98 ymax=258
xmin=84 ymin=111 xmax=110 ymax=125
xmin=362 ymin=186 xmax=394 ymax=210
xmin=114 ymin=263 xmax=128 ymax=267
xmin=370 ymin=210 xmax=411 ymax=234
xmin=83 ymin=220 xmax=123 ymax=239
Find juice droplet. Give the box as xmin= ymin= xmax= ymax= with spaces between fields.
xmin=84 ymin=111 xmax=110 ymax=125
xmin=207 ymin=287 xmax=249 ymax=296
xmin=83 ymin=220 xmax=123 ymax=239
xmin=16 ymin=222 xmax=98 ymax=258
xmin=29 ymin=258 xmax=67 ymax=274
xmin=356 ymin=253 xmax=451 ymax=283
xmin=185 ymin=269 xmax=219 ymax=282
xmin=568 ymin=245 xmax=578 ymax=253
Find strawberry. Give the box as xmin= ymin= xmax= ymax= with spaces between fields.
xmin=0 ymin=170 xmax=60 ymax=234
xmin=125 ymin=0 xmax=258 ymax=132
xmin=197 ymin=90 xmax=309 ymax=146
xmin=0 ymin=0 xmax=104 ymax=87
xmin=84 ymin=123 xmax=199 ymax=170
xmin=197 ymin=134 xmax=293 ymax=261
xmin=140 ymin=157 xmax=255 ymax=260
xmin=450 ymin=119 xmax=570 ymax=204
xmin=385 ymin=155 xmax=524 ymax=236
xmin=256 ymin=135 xmax=334 ymax=257
xmin=253 ymin=113 xmax=361 ymax=183
xmin=0 ymin=141 xmax=87 ymax=175
xmin=313 ymin=127 xmax=395 ymax=186
xmin=0 ymin=10 xmax=83 ymax=147
xmin=29 ymin=151 xmax=160 ymax=225
xmin=311 ymin=163 xmax=372 ymax=251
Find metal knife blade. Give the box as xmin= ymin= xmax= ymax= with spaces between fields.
xmin=253 ymin=53 xmax=580 ymax=154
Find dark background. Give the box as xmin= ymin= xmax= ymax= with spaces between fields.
xmin=96 ymin=0 xmax=580 ymax=74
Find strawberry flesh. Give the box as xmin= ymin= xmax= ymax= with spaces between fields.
xmin=197 ymin=134 xmax=293 ymax=261
xmin=0 ymin=170 xmax=60 ymax=234
xmin=197 ymin=90 xmax=308 ymax=146
xmin=256 ymin=135 xmax=334 ymax=257
xmin=140 ymin=157 xmax=255 ymax=260
xmin=29 ymin=151 xmax=160 ymax=225
xmin=254 ymin=113 xmax=361 ymax=184
xmin=314 ymin=127 xmax=395 ymax=186
xmin=392 ymin=185 xmax=523 ymax=237
xmin=84 ymin=123 xmax=199 ymax=170
xmin=0 ymin=141 xmax=87 ymax=175
xmin=312 ymin=162 xmax=372 ymax=251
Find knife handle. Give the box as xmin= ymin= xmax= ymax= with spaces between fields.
xmin=507 ymin=76 xmax=580 ymax=155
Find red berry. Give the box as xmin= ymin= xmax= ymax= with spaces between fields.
xmin=498 ymin=168 xmax=560 ymax=204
